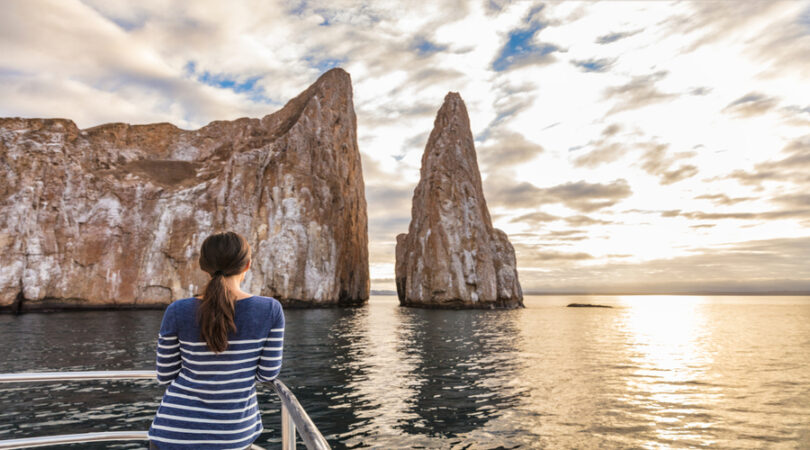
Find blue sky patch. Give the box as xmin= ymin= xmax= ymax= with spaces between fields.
xmin=412 ymin=37 xmax=447 ymax=56
xmin=572 ymin=58 xmax=612 ymax=73
xmin=492 ymin=8 xmax=558 ymax=72
xmin=289 ymin=0 xmax=308 ymax=16
xmin=304 ymin=56 xmax=346 ymax=72
xmin=184 ymin=61 xmax=276 ymax=104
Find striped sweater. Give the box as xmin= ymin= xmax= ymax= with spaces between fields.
xmin=148 ymin=295 xmax=284 ymax=450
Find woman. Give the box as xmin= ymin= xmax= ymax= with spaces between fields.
xmin=147 ymin=231 xmax=284 ymax=450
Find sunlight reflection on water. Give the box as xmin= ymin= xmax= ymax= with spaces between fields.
xmin=618 ymin=296 xmax=720 ymax=447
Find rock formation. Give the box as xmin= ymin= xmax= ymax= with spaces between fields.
xmin=0 ymin=67 xmax=369 ymax=311
xmin=395 ymin=92 xmax=523 ymax=309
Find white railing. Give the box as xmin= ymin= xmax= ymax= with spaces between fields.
xmin=0 ymin=371 xmax=330 ymax=450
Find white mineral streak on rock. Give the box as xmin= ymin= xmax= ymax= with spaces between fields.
xmin=395 ymin=92 xmax=523 ymax=309
xmin=0 ymin=68 xmax=369 ymax=309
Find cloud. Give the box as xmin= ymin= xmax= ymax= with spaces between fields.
xmin=603 ymin=71 xmax=674 ymax=114
xmin=361 ymin=153 xmax=416 ymax=267
xmin=485 ymin=176 xmax=632 ymax=212
xmin=694 ymin=193 xmax=755 ymax=205
xmin=535 ymin=251 xmax=593 ymax=260
xmin=527 ymin=250 xmax=593 ymax=262
xmin=689 ymin=87 xmax=712 ymax=96
xmin=396 ymin=131 xmax=430 ymax=160
xmin=663 ymin=208 xmax=810 ymax=221
xmin=727 ymin=136 xmax=810 ymax=187
xmin=663 ymin=1 xmax=791 ymax=52
xmin=510 ymin=212 xmax=611 ymax=228
xmin=365 ymin=185 xmax=413 ymax=216
xmin=477 ymin=129 xmax=544 ymax=171
xmin=513 ymin=243 xmax=593 ymax=266
xmin=509 ymin=211 xmax=559 ymax=227
xmin=595 ymin=29 xmax=642 ymax=44
xmin=520 ymin=236 xmax=810 ymax=293
xmin=539 ymin=230 xmax=588 ymax=241
xmin=723 ymin=92 xmax=779 ymax=117
xmin=771 ymin=193 xmax=810 ymax=208
xmin=0 ymin=1 xmax=279 ymax=129
xmin=660 ymin=164 xmax=699 ymax=185
xmin=478 ymin=78 xmax=539 ymax=141
xmin=601 ymin=123 xmax=621 ymax=137
xmin=574 ymin=137 xmax=699 ymax=184
xmin=639 ymin=142 xmax=698 ymax=184
xmin=662 ymin=1 xmax=810 ymax=78
xmin=572 ymin=124 xmax=629 ymax=168
xmin=362 ymin=100 xmax=438 ymax=128
xmin=484 ymin=179 xmax=544 ymax=209
xmin=542 ymin=179 xmax=633 ymax=212
xmin=563 ymin=215 xmax=612 ymax=226
xmin=573 ymin=142 xmax=627 ymax=168
xmin=779 ymin=104 xmax=810 ymax=127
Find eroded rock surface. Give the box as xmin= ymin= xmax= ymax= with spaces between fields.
xmin=0 ymin=68 xmax=369 ymax=310
xmin=395 ymin=92 xmax=523 ymax=309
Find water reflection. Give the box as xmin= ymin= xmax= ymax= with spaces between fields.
xmin=278 ymin=307 xmax=375 ymax=447
xmin=394 ymin=308 xmax=524 ymax=440
xmin=0 ymin=311 xmax=165 ymax=449
xmin=616 ymin=296 xmax=720 ymax=448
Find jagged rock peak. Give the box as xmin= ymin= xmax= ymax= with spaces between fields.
xmin=0 ymin=67 xmax=369 ymax=311
xmin=395 ymin=92 xmax=523 ymax=309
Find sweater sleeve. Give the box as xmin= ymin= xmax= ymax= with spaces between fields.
xmin=155 ymin=302 xmax=181 ymax=385
xmin=256 ymin=303 xmax=285 ymax=382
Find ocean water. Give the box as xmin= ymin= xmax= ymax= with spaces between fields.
xmin=0 ymin=295 xmax=809 ymax=449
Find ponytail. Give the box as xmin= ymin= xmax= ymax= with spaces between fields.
xmin=197 ymin=232 xmax=251 ymax=353
xmin=199 ymin=272 xmax=237 ymax=353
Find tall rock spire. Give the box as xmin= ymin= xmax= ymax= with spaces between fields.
xmin=0 ymin=67 xmax=369 ymax=310
xmin=395 ymin=92 xmax=523 ymax=309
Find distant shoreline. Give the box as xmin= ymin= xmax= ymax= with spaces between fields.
xmin=370 ymin=290 xmax=810 ymax=296
xmin=524 ymin=291 xmax=810 ymax=296
xmin=3 ymin=291 xmax=808 ymax=314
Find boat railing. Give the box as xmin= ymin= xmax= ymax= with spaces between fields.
xmin=0 ymin=370 xmax=330 ymax=450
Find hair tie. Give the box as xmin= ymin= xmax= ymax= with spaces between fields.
xmin=213 ymin=270 xmax=225 ymax=277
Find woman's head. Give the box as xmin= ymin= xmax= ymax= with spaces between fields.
xmin=198 ymin=231 xmax=251 ymax=352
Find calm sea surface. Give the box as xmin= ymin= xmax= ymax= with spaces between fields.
xmin=1 ymin=295 xmax=809 ymax=449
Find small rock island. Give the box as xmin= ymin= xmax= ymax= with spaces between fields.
xmin=395 ymin=92 xmax=523 ymax=309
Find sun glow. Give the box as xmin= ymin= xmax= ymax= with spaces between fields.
xmin=618 ymin=296 xmax=721 ymax=446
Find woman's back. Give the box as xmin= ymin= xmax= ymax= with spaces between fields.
xmin=148 ymin=296 xmax=284 ymax=449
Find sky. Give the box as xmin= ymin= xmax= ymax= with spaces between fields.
xmin=2 ymin=0 xmax=809 ymax=293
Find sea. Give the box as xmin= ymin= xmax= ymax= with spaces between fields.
xmin=1 ymin=295 xmax=809 ymax=449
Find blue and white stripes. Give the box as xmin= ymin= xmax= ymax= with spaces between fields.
xmin=148 ymin=296 xmax=285 ymax=450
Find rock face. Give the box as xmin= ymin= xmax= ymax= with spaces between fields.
xmin=395 ymin=92 xmax=523 ymax=309
xmin=0 ymin=68 xmax=369 ymax=311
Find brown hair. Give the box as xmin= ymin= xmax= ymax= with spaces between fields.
xmin=198 ymin=231 xmax=251 ymax=353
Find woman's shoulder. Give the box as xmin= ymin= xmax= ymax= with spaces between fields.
xmin=165 ymin=297 xmax=199 ymax=312
xmin=166 ymin=297 xmax=199 ymax=311
xmin=173 ymin=296 xmax=200 ymax=305
xmin=247 ymin=295 xmax=282 ymax=308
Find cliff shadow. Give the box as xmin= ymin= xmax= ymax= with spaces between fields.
xmin=264 ymin=307 xmax=375 ymax=448
xmin=394 ymin=307 xmax=525 ymax=438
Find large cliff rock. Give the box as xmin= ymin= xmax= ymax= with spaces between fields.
xmin=0 ymin=68 xmax=369 ymax=311
xmin=395 ymin=92 xmax=523 ymax=309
